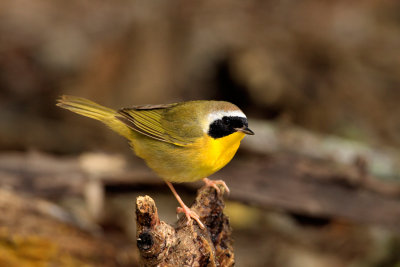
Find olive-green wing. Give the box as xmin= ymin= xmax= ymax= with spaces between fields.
xmin=116 ymin=103 xmax=194 ymax=146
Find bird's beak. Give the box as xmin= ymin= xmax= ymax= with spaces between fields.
xmin=235 ymin=126 xmax=254 ymax=135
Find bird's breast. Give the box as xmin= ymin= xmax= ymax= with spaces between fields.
xmin=130 ymin=131 xmax=245 ymax=183
xmin=191 ymin=131 xmax=246 ymax=174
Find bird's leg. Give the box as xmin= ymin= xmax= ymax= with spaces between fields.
xmin=165 ymin=181 xmax=205 ymax=229
xmin=202 ymin=178 xmax=230 ymax=194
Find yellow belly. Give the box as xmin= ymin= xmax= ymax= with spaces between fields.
xmin=131 ymin=131 xmax=245 ymax=183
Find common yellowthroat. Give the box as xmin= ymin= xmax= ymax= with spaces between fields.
xmin=57 ymin=95 xmax=254 ymax=228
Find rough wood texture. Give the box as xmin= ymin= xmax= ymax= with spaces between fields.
xmin=136 ymin=185 xmax=234 ymax=267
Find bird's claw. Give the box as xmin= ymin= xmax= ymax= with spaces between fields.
xmin=202 ymin=178 xmax=230 ymax=195
xmin=176 ymin=205 xmax=205 ymax=229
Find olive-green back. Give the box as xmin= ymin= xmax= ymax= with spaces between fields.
xmin=116 ymin=101 xmax=210 ymax=146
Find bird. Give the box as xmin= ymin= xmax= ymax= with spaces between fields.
xmin=57 ymin=95 xmax=254 ymax=228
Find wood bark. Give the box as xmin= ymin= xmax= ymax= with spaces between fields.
xmin=135 ymin=185 xmax=234 ymax=267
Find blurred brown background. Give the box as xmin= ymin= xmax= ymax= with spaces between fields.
xmin=1 ymin=0 xmax=400 ymax=266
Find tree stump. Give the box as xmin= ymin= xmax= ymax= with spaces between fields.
xmin=135 ymin=185 xmax=234 ymax=267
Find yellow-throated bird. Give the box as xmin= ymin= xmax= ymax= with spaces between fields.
xmin=57 ymin=96 xmax=254 ymax=228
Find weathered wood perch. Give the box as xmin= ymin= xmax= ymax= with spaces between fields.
xmin=135 ymin=185 xmax=234 ymax=267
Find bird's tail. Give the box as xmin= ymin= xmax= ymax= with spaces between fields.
xmin=57 ymin=95 xmax=131 ymax=139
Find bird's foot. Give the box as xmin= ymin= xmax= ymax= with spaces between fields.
xmin=165 ymin=181 xmax=205 ymax=229
xmin=202 ymin=178 xmax=230 ymax=195
xmin=176 ymin=204 xmax=205 ymax=229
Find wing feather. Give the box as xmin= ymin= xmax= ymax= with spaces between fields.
xmin=115 ymin=104 xmax=191 ymax=146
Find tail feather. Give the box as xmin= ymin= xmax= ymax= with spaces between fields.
xmin=57 ymin=95 xmax=115 ymax=120
xmin=57 ymin=95 xmax=131 ymax=139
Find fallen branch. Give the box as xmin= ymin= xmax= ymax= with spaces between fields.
xmin=135 ymin=185 xmax=234 ymax=267
xmin=2 ymin=151 xmax=400 ymax=230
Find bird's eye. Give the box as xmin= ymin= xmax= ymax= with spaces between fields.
xmin=222 ymin=117 xmax=230 ymax=125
